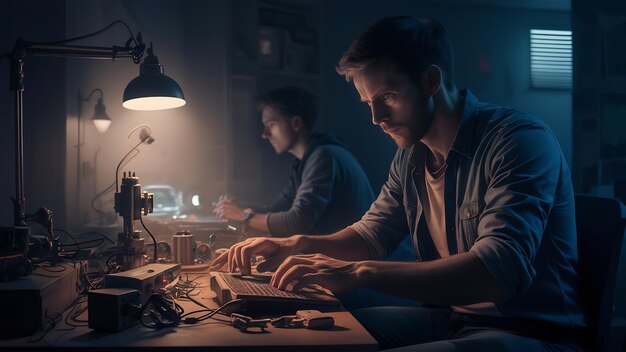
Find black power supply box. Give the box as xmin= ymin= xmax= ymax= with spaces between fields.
xmin=88 ymin=288 xmax=141 ymax=331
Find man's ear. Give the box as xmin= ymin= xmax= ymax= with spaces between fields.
xmin=424 ymin=64 xmax=442 ymax=97
xmin=291 ymin=116 xmax=304 ymax=132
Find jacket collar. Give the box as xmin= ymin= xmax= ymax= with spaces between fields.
xmin=449 ymin=89 xmax=479 ymax=159
xmin=408 ymin=88 xmax=479 ymax=168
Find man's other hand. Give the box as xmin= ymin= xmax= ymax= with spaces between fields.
xmin=213 ymin=196 xmax=243 ymax=221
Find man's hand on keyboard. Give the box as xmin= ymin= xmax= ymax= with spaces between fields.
xmin=271 ymin=253 xmax=361 ymax=293
xmin=209 ymin=236 xmax=300 ymax=275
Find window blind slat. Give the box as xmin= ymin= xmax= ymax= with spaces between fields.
xmin=531 ymin=29 xmax=572 ymax=89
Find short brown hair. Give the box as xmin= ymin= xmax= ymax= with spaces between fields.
xmin=337 ymin=17 xmax=454 ymax=89
xmin=257 ymin=86 xmax=318 ymax=130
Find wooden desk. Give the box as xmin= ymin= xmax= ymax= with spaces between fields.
xmin=1 ymin=271 xmax=378 ymax=351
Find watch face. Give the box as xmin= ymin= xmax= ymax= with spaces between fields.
xmin=243 ymin=209 xmax=255 ymax=221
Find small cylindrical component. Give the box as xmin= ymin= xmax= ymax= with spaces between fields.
xmin=196 ymin=242 xmax=211 ymax=261
xmin=172 ymin=232 xmax=194 ymax=265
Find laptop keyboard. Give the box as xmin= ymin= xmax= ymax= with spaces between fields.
xmin=217 ymin=272 xmax=333 ymax=301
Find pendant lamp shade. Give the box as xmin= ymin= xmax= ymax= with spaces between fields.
xmin=123 ymin=45 xmax=185 ymax=111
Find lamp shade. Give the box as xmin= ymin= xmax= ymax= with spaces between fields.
xmin=92 ymin=97 xmax=112 ymax=133
xmin=122 ymin=47 xmax=185 ymax=111
xmin=93 ymin=118 xmax=112 ymax=133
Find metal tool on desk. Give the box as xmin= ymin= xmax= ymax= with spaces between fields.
xmin=231 ymin=313 xmax=271 ymax=332
xmin=114 ymin=172 xmax=153 ymax=270
xmin=271 ymin=310 xmax=335 ymax=330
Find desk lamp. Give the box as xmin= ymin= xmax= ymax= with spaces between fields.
xmin=1 ymin=20 xmax=185 ymax=280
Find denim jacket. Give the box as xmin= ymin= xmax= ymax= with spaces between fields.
xmin=350 ymin=90 xmax=585 ymax=327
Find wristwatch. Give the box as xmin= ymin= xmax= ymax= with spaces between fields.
xmin=242 ymin=208 xmax=256 ymax=223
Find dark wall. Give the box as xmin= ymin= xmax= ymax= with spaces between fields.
xmin=0 ymin=0 xmax=66 ymax=227
xmin=319 ymin=0 xmax=572 ymax=193
xmin=0 ymin=0 xmax=573 ymax=229
xmin=572 ymin=0 xmax=626 ymax=198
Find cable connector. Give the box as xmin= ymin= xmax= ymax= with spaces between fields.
xmin=183 ymin=317 xmax=199 ymax=324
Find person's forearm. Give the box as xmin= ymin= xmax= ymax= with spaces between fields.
xmin=293 ymin=228 xmax=371 ymax=261
xmin=247 ymin=213 xmax=270 ymax=233
xmin=356 ymin=252 xmax=503 ymax=306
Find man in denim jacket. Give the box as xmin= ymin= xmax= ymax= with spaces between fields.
xmin=211 ymin=17 xmax=584 ymax=351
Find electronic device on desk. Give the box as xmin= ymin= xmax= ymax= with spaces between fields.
xmin=1 ymin=208 xmax=57 ymax=282
xmin=0 ymin=262 xmax=80 ymax=335
xmin=104 ymin=263 xmax=180 ymax=304
xmin=144 ymin=232 xmax=216 ymax=271
xmin=170 ymin=231 xmax=216 ymax=271
xmin=210 ymin=272 xmax=340 ymax=313
xmin=88 ymin=288 xmax=141 ymax=332
xmin=171 ymin=215 xmax=234 ymax=249
xmin=114 ymin=172 xmax=154 ymax=271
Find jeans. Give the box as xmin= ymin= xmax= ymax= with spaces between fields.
xmin=351 ymin=306 xmax=584 ymax=352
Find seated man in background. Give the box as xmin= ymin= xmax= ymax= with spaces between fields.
xmin=214 ymin=86 xmax=374 ymax=237
xmin=211 ymin=17 xmax=584 ymax=351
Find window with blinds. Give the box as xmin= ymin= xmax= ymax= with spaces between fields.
xmin=530 ymin=29 xmax=572 ymax=89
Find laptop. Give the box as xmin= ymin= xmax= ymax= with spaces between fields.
xmin=210 ymin=272 xmax=341 ymax=312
